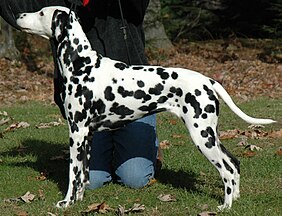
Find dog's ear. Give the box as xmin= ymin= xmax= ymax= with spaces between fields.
xmin=51 ymin=9 xmax=69 ymax=40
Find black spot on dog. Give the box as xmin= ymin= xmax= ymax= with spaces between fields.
xmin=115 ymin=62 xmax=128 ymax=70
xmin=171 ymin=72 xmax=178 ymax=79
xmin=132 ymin=66 xmax=144 ymax=70
xmin=139 ymin=102 xmax=157 ymax=112
xmin=74 ymin=110 xmax=87 ymax=123
xmin=185 ymin=93 xmax=202 ymax=118
xmin=223 ymin=159 xmax=234 ymax=174
xmin=195 ymin=89 xmax=201 ymax=96
xmin=157 ymin=96 xmax=168 ymax=103
xmin=227 ymin=187 xmax=232 ymax=195
xmin=169 ymin=87 xmax=183 ymax=97
xmin=148 ymin=68 xmax=155 ymax=72
xmin=205 ymin=104 xmax=215 ymax=113
xmin=220 ymin=144 xmax=240 ymax=174
xmin=95 ymin=54 xmax=102 ymax=68
xmin=202 ymin=113 xmax=208 ymax=119
xmin=182 ymin=106 xmax=188 ymax=114
xmin=157 ymin=68 xmax=169 ymax=80
xmin=201 ymin=130 xmax=209 ymax=138
xmin=118 ymin=86 xmax=134 ymax=97
xmin=137 ymin=80 xmax=145 ymax=88
xmin=149 ymin=83 xmax=164 ymax=95
xmin=104 ymin=86 xmax=115 ymax=101
xmin=210 ymin=79 xmax=215 ymax=85
xmin=112 ymin=78 xmax=117 ymax=84
xmin=216 ymin=163 xmax=222 ymax=168
xmin=68 ymin=84 xmax=73 ymax=95
xmin=194 ymin=123 xmax=198 ymax=128
xmin=73 ymin=38 xmax=79 ymax=45
xmin=134 ymin=90 xmax=151 ymax=102
xmin=110 ymin=103 xmax=134 ymax=119
xmin=91 ymin=99 xmax=106 ymax=115
xmin=70 ymin=76 xmax=79 ymax=84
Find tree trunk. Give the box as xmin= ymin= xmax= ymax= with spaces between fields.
xmin=144 ymin=0 xmax=173 ymax=50
xmin=0 ymin=18 xmax=20 ymax=60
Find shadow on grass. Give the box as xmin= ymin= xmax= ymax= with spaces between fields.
xmin=2 ymin=139 xmax=69 ymax=194
xmin=2 ymin=139 xmax=223 ymax=204
xmin=157 ymin=168 xmax=200 ymax=191
xmin=157 ymin=168 xmax=223 ymax=203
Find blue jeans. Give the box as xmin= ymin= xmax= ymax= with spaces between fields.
xmin=87 ymin=115 xmax=158 ymax=189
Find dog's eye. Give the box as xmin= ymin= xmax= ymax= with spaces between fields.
xmin=39 ymin=11 xmax=44 ymax=16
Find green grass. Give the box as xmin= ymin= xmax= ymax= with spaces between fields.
xmin=0 ymin=99 xmax=281 ymax=215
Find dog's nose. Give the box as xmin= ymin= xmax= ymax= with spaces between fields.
xmin=15 ymin=13 xmax=26 ymax=19
xmin=15 ymin=13 xmax=21 ymax=19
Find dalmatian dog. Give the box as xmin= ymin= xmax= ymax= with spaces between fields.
xmin=16 ymin=6 xmax=275 ymax=210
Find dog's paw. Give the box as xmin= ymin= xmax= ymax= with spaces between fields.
xmin=56 ymin=199 xmax=73 ymax=208
xmin=217 ymin=204 xmax=231 ymax=211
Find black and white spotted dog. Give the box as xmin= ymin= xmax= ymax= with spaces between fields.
xmin=16 ymin=6 xmax=275 ymax=210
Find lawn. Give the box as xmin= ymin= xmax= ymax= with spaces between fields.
xmin=0 ymin=98 xmax=281 ymax=215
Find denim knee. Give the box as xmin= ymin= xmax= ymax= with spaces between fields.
xmin=87 ymin=170 xmax=112 ymax=190
xmin=115 ymin=157 xmax=155 ymax=189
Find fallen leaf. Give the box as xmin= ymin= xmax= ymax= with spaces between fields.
xmin=245 ymin=144 xmax=262 ymax=151
xmin=0 ymin=117 xmax=11 ymax=126
xmin=16 ymin=211 xmax=29 ymax=216
xmin=36 ymin=119 xmax=64 ymax=129
xmin=242 ymin=151 xmax=257 ymax=157
xmin=20 ymin=191 xmax=35 ymax=203
xmin=219 ymin=129 xmax=240 ymax=139
xmin=169 ymin=119 xmax=177 ymax=125
xmin=276 ymin=147 xmax=282 ymax=156
xmin=81 ymin=201 xmax=113 ymax=215
xmin=35 ymin=170 xmax=48 ymax=181
xmin=38 ymin=189 xmax=45 ymax=200
xmin=159 ymin=140 xmax=170 ymax=149
xmin=198 ymin=211 xmax=217 ymax=216
xmin=171 ymin=134 xmax=184 ymax=139
xmin=157 ymin=194 xmax=177 ymax=202
xmin=248 ymin=124 xmax=265 ymax=129
xmin=269 ymin=129 xmax=282 ymax=138
xmin=4 ymin=121 xmax=30 ymax=132
xmin=129 ymin=203 xmax=145 ymax=212
xmin=47 ymin=212 xmax=57 ymax=216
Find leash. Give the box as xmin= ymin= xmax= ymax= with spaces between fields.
xmin=118 ymin=0 xmax=132 ymax=65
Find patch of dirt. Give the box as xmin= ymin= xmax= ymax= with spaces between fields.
xmin=0 ymin=36 xmax=281 ymax=105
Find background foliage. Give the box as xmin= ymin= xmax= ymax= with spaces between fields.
xmin=160 ymin=0 xmax=282 ymax=41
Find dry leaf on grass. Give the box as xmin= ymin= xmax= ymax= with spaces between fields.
xmin=4 ymin=121 xmax=30 ymax=132
xmin=47 ymin=212 xmax=57 ymax=216
xmin=159 ymin=140 xmax=171 ymax=149
xmin=269 ymin=129 xmax=282 ymax=138
xmin=276 ymin=147 xmax=282 ymax=156
xmin=157 ymin=194 xmax=177 ymax=202
xmin=4 ymin=191 xmax=36 ymax=204
xmin=20 ymin=191 xmax=36 ymax=203
xmin=219 ymin=129 xmax=240 ymax=139
xmin=81 ymin=201 xmax=114 ymax=215
xmin=245 ymin=144 xmax=263 ymax=151
xmin=16 ymin=211 xmax=29 ymax=216
xmin=198 ymin=211 xmax=217 ymax=216
xmin=36 ymin=118 xmax=64 ymax=129
xmin=117 ymin=203 xmax=145 ymax=216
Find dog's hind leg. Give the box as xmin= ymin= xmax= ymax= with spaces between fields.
xmin=56 ymin=126 xmax=91 ymax=208
xmin=184 ymin=116 xmax=240 ymax=210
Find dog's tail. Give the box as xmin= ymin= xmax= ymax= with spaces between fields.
xmin=212 ymin=80 xmax=276 ymax=125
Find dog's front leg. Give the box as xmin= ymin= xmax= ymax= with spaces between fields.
xmin=56 ymin=127 xmax=91 ymax=208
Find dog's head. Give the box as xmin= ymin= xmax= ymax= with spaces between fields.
xmin=16 ymin=6 xmax=70 ymax=39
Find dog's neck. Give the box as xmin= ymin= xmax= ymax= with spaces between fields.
xmin=53 ymin=11 xmax=100 ymax=77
